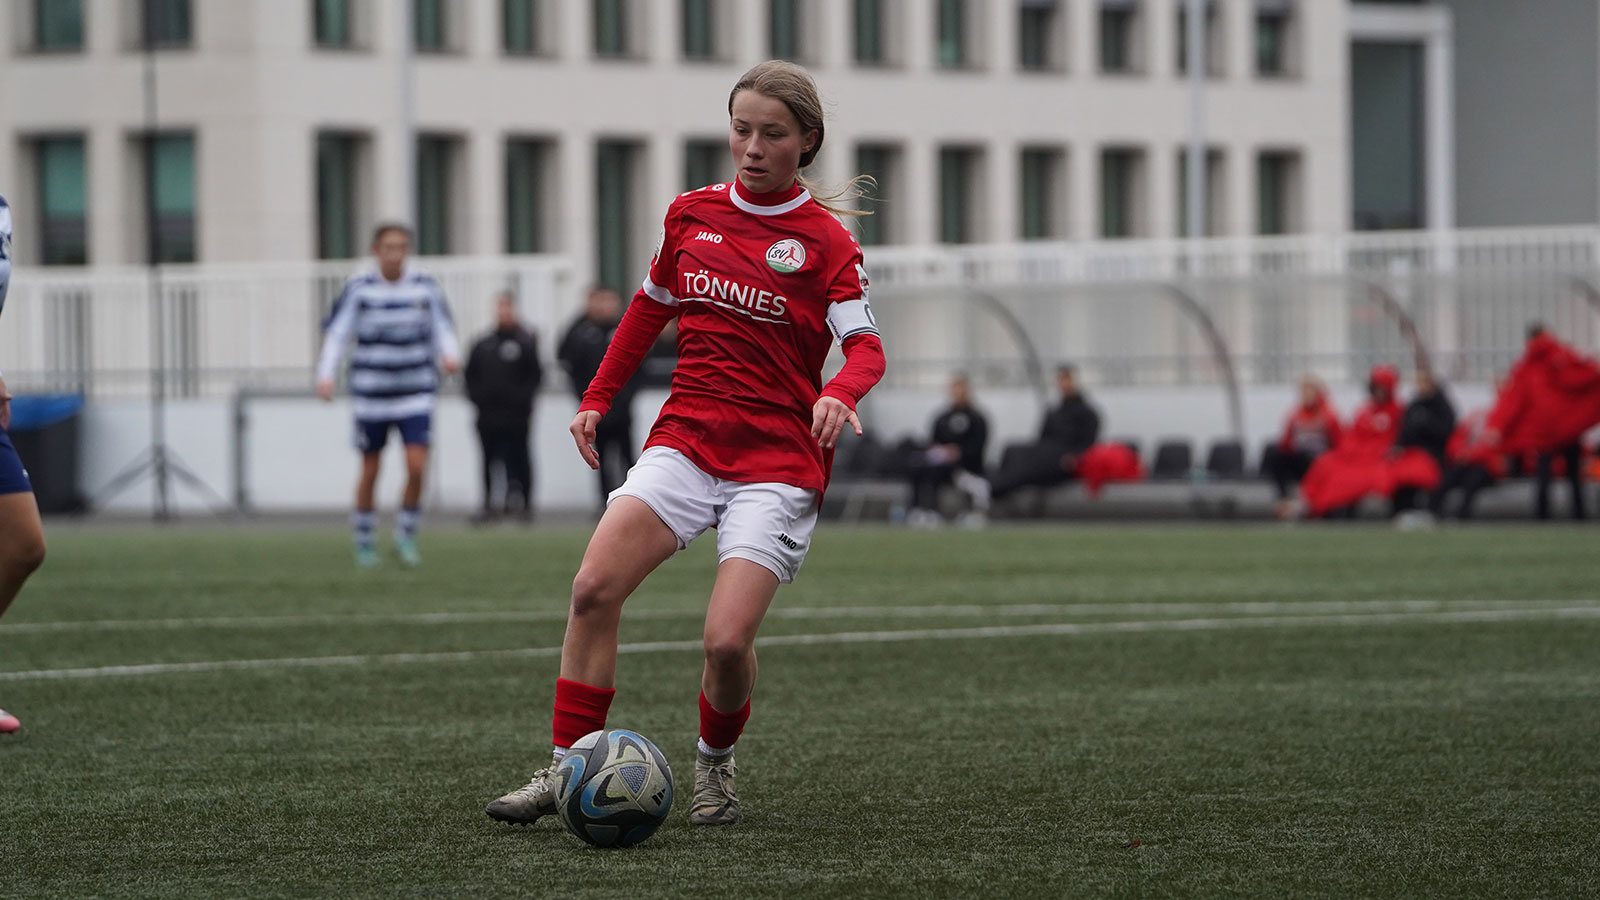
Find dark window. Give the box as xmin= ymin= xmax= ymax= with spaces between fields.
xmin=855 ymin=144 xmax=896 ymax=246
xmin=1258 ymin=151 xmax=1297 ymax=235
xmin=1020 ymin=147 xmax=1060 ymax=240
xmin=313 ymin=0 xmax=351 ymax=47
xmin=141 ymin=0 xmax=191 ymax=47
xmin=316 ymin=134 xmax=360 ymax=260
xmin=939 ymin=147 xmax=979 ymax=244
xmin=684 ymin=139 xmax=726 ymax=191
xmin=503 ymin=0 xmax=538 ymax=54
xmin=1351 ymin=41 xmax=1424 ymax=229
xmin=414 ymin=0 xmax=447 ymax=51
xmin=416 ymin=135 xmax=456 ymax=254
xmin=682 ymin=0 xmax=714 ymax=59
xmin=854 ymin=0 xmax=884 ymax=64
xmin=1176 ymin=2 xmax=1220 ymax=77
xmin=506 ymin=139 xmax=549 ymax=253
xmin=35 ymin=0 xmax=85 ymax=50
xmin=1099 ymin=2 xmax=1134 ymax=73
xmin=36 ymin=136 xmax=89 ymax=265
xmin=595 ymin=0 xmax=628 ymax=56
xmin=770 ymin=0 xmax=801 ymax=61
xmin=596 ymin=140 xmax=639 ymax=295
xmin=1019 ymin=0 xmax=1057 ymax=71
xmin=1100 ymin=148 xmax=1139 ymax=238
xmin=936 ymin=0 xmax=964 ymax=68
xmin=1256 ymin=1 xmax=1291 ymax=75
xmin=145 ymin=133 xmax=196 ymax=263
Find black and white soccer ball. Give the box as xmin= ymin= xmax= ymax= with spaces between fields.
xmin=554 ymin=728 xmax=674 ymax=848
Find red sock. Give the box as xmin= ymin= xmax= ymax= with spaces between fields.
xmin=698 ymin=691 xmax=751 ymax=752
xmin=552 ymin=677 xmax=615 ymax=748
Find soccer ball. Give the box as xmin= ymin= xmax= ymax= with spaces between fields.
xmin=554 ymin=728 xmax=674 ymax=848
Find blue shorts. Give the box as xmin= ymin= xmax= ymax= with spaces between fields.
xmin=0 ymin=426 xmax=33 ymax=496
xmin=354 ymin=414 xmax=431 ymax=454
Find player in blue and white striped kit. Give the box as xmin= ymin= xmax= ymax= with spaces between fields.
xmin=0 ymin=194 xmax=49 ymax=734
xmin=317 ymin=223 xmax=460 ymax=568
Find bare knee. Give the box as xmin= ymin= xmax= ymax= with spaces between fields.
xmin=703 ymin=637 xmax=751 ymax=674
xmin=569 ymin=567 xmax=624 ymax=620
xmin=2 ymin=532 xmax=44 ymax=576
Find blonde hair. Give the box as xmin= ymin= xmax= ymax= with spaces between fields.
xmin=728 ymin=60 xmax=873 ymax=219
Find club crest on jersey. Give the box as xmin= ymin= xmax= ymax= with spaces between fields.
xmin=765 ymin=239 xmax=807 ymax=273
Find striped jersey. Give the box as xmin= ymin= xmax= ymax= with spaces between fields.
xmin=316 ymin=264 xmax=460 ymax=421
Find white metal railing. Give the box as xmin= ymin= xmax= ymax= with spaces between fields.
xmin=2 ymin=226 xmax=1599 ymax=398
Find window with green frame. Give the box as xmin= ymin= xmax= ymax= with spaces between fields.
xmin=684 ymin=139 xmax=726 ymax=191
xmin=146 ymin=133 xmax=196 ymax=262
xmin=1018 ymin=0 xmax=1057 ymax=71
xmin=595 ymin=0 xmax=629 ymax=57
xmin=312 ymin=0 xmax=351 ymax=47
xmin=1100 ymin=148 xmax=1139 ymax=239
xmin=938 ymin=147 xmax=979 ymax=244
xmin=36 ymin=136 xmax=89 ymax=265
xmin=1099 ymin=2 xmax=1135 ymax=73
xmin=595 ymin=140 xmax=639 ymax=295
xmin=1256 ymin=1 xmax=1291 ymax=75
xmin=853 ymin=0 xmax=884 ymax=64
xmin=682 ymin=0 xmax=714 ymax=59
xmin=1257 ymin=150 xmax=1297 ymax=235
xmin=936 ymin=0 xmax=964 ymax=68
xmin=316 ymin=133 xmax=360 ymax=259
xmin=854 ymin=144 xmax=895 ymax=246
xmin=141 ymin=0 xmax=191 ymax=47
xmin=414 ymin=0 xmax=447 ymax=51
xmin=503 ymin=0 xmax=539 ymax=54
xmin=1020 ymin=148 xmax=1060 ymax=240
xmin=34 ymin=0 xmax=85 ymax=51
xmin=506 ymin=139 xmax=550 ymax=253
xmin=416 ymin=135 xmax=456 ymax=255
xmin=770 ymin=0 xmax=801 ymax=60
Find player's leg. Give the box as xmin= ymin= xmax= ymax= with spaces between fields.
xmin=487 ymin=448 xmax=712 ymax=825
xmin=350 ymin=418 xmax=385 ymax=567
xmin=0 ymin=431 xmax=46 ymax=734
xmin=393 ymin=415 xmax=431 ymax=566
xmin=689 ymin=482 xmax=817 ymax=825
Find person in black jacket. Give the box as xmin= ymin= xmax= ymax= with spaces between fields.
xmin=906 ymin=374 xmax=990 ymax=526
xmin=558 ymin=287 xmax=638 ymax=506
xmin=465 ymin=291 xmax=545 ymax=521
xmin=1391 ymin=369 xmax=1456 ymax=516
xmin=992 ymin=365 xmax=1102 ymax=500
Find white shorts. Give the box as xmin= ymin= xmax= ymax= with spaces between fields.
xmin=608 ymin=446 xmax=820 ymax=584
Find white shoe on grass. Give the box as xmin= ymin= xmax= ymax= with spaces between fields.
xmin=486 ymin=756 xmax=561 ymax=825
xmin=393 ymin=537 xmax=421 ymax=568
xmin=688 ymin=750 xmax=740 ymax=825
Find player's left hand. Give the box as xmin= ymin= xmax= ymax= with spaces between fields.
xmin=0 ymin=374 xmax=10 ymax=431
xmin=811 ymin=396 xmax=861 ymax=449
xmin=440 ymin=356 xmax=461 ymax=376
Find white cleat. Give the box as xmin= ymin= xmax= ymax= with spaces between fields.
xmin=688 ymin=750 xmax=740 ymax=825
xmin=485 ymin=756 xmax=560 ymax=825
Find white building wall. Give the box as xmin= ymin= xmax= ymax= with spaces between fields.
xmin=2 ymin=0 xmax=1350 ymax=275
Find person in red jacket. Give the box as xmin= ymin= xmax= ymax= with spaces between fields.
xmin=1434 ymin=402 xmax=1506 ymax=520
xmin=1261 ymin=375 xmax=1341 ymax=517
xmin=484 ymin=60 xmax=886 ymax=830
xmin=1487 ymin=325 xmax=1600 ymax=519
xmin=1297 ymin=365 xmax=1402 ymax=517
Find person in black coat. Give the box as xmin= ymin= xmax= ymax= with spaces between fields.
xmin=992 ymin=365 xmax=1102 ymax=500
xmin=1391 ymin=369 xmax=1456 ymax=515
xmin=906 ymin=373 xmax=990 ymax=526
xmin=558 ymin=286 xmax=638 ymax=506
xmin=465 ymin=291 xmax=545 ymax=521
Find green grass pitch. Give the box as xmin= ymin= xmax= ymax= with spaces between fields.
xmin=1 ymin=523 xmax=1597 ymax=898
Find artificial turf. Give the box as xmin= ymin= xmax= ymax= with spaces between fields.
xmin=1 ymin=523 xmax=1596 ymax=898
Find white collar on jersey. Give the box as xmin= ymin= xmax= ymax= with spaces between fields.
xmin=730 ymin=179 xmax=811 ymax=217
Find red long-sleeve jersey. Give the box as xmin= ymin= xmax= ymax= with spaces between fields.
xmin=579 ymin=179 xmax=886 ymax=493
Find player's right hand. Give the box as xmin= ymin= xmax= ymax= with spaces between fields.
xmin=0 ymin=374 xmax=10 ymax=431
xmin=316 ymin=379 xmax=335 ymax=402
xmin=570 ymin=410 xmax=601 ymax=470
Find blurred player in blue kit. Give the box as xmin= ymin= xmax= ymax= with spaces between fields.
xmin=0 ymin=194 xmax=49 ymax=733
xmin=317 ymin=223 xmax=460 ymax=568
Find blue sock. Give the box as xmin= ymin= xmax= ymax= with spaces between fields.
xmin=396 ymin=506 xmax=421 ymax=543
xmin=352 ymin=509 xmax=376 ymax=551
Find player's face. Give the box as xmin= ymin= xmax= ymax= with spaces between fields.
xmin=373 ymin=230 xmax=410 ymax=280
xmin=729 ymin=91 xmax=817 ymax=194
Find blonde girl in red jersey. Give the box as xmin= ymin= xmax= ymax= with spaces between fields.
xmin=486 ymin=61 xmax=885 ymax=827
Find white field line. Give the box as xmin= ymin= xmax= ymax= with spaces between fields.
xmin=2 ymin=605 xmax=1597 ymax=683
xmin=4 ymin=597 xmax=1595 ymax=635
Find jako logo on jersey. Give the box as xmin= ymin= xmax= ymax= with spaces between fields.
xmin=694 ymin=231 xmax=724 ymax=244
xmin=765 ymin=239 xmax=807 ymax=273
xmin=681 ymin=269 xmax=788 ymax=318
xmin=777 ymin=533 xmax=800 ymax=550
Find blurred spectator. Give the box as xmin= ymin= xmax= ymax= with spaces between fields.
xmin=1298 ymin=365 xmax=1403 ymax=518
xmin=465 ymin=291 xmax=544 ymax=523
xmin=1261 ymin=375 xmax=1341 ymax=517
xmin=559 ymin=287 xmax=638 ymax=507
xmin=1487 ymin=325 xmax=1600 ymax=520
xmin=1390 ymin=370 xmax=1456 ymax=515
xmin=906 ymin=373 xmax=990 ymax=527
xmin=1433 ymin=399 xmax=1504 ymax=520
xmin=991 ymin=365 xmax=1101 ymax=500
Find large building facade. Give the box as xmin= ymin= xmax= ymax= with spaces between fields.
xmin=2 ymin=0 xmax=1350 ymax=287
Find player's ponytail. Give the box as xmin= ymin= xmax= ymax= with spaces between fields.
xmin=729 ymin=60 xmax=873 ymax=220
